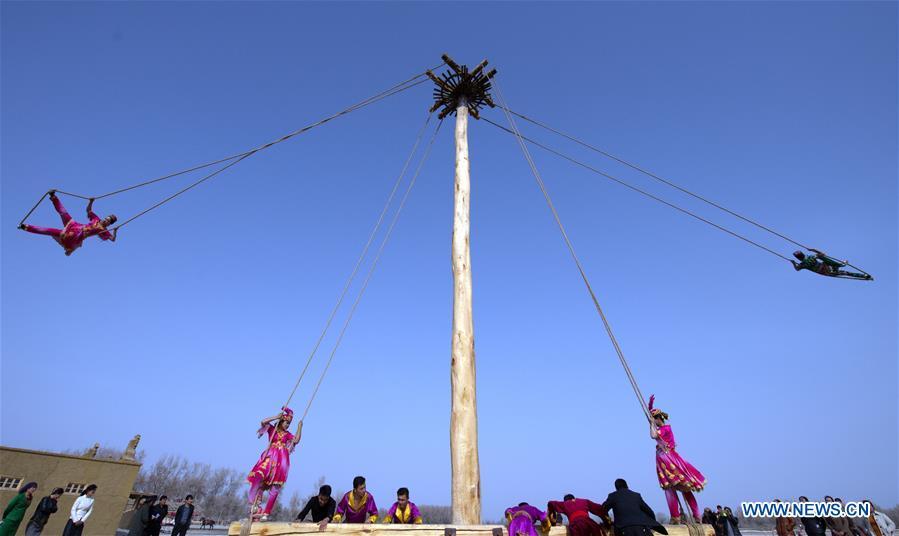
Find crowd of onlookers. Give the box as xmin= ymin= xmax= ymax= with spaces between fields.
xmin=0 ymin=482 xmax=199 ymax=536
xmin=4 ymin=479 xmax=898 ymax=536
xmin=0 ymin=482 xmax=99 ymax=536
xmin=125 ymin=494 xmax=197 ymax=536
xmin=701 ymin=505 xmax=744 ymax=536
xmin=700 ymin=498 xmax=896 ymax=536
xmin=0 ymin=482 xmax=97 ymax=536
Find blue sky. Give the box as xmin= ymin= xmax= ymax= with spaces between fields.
xmin=2 ymin=1 xmax=896 ymax=519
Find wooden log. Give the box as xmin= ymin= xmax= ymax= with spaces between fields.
xmin=450 ymin=99 xmax=481 ymax=525
xmin=227 ymin=523 xmax=716 ymax=536
xmin=227 ymin=524 xmax=567 ymax=536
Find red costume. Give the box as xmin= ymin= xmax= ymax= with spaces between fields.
xmin=22 ymin=194 xmax=114 ymax=255
xmin=547 ymin=498 xmax=611 ymax=536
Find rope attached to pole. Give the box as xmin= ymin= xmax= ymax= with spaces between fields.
xmin=482 ymin=117 xmax=794 ymax=264
xmin=493 ymin=82 xmax=651 ymax=421
xmin=282 ymin=111 xmax=434 ymax=409
xmin=499 ymin=105 xmax=812 ymax=251
xmin=17 ymin=63 xmax=445 ymax=231
xmin=111 ymin=78 xmax=431 ymax=231
xmin=301 ymin=118 xmax=445 ymax=421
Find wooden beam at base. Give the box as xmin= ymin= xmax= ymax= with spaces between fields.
xmin=228 ymin=523 xmax=715 ymax=536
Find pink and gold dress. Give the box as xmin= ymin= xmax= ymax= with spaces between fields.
xmin=247 ymin=412 xmax=296 ymax=516
xmin=655 ymin=424 xmax=706 ymax=492
xmin=248 ymin=423 xmax=295 ymax=489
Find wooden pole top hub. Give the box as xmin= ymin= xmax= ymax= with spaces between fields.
xmin=427 ymin=53 xmax=497 ymax=120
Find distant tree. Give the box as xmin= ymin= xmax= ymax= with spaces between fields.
xmin=736 ymin=508 xmax=774 ymax=530
xmin=287 ymin=491 xmax=304 ymax=518
xmin=132 ymin=454 xmax=247 ymax=522
xmin=269 ymin=501 xmax=288 ymax=521
xmin=420 ymin=505 xmax=452 ymax=524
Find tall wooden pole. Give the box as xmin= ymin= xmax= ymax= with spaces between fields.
xmin=428 ymin=54 xmax=494 ymax=526
xmin=450 ymin=97 xmax=481 ymax=525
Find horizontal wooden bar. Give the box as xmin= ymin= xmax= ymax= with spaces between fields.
xmin=228 ymin=522 xmax=715 ymax=536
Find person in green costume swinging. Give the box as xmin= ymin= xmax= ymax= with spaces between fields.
xmin=792 ymin=249 xmax=872 ymax=280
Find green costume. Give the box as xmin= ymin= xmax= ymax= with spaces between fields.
xmin=794 ymin=253 xmax=871 ymax=280
xmin=0 ymin=492 xmax=32 ymax=536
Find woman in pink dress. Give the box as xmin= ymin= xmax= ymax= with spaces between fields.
xmin=649 ymin=395 xmax=706 ymax=524
xmin=19 ymin=192 xmax=116 ymax=256
xmin=247 ymin=407 xmax=301 ymax=520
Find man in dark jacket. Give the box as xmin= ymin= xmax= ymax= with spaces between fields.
xmin=127 ymin=495 xmax=156 ymax=536
xmin=296 ymin=485 xmax=337 ymax=530
xmin=719 ymin=507 xmax=742 ymax=536
xmin=798 ymin=497 xmax=828 ymax=536
xmin=24 ymin=487 xmax=63 ymax=535
xmin=147 ymin=495 xmax=168 ymax=536
xmin=172 ymin=495 xmax=195 ymax=536
xmin=602 ymin=479 xmax=668 ymax=536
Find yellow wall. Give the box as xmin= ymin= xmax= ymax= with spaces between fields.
xmin=0 ymin=446 xmax=140 ymax=536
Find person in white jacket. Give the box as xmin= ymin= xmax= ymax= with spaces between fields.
xmin=873 ymin=510 xmax=896 ymax=536
xmin=62 ymin=485 xmax=97 ymax=536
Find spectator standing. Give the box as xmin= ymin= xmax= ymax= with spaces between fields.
xmin=798 ymin=497 xmax=827 ymax=536
xmin=851 ymin=511 xmax=875 ymax=536
xmin=870 ymin=502 xmax=895 ymax=536
xmin=62 ymin=484 xmax=97 ymax=536
xmin=24 ymin=487 xmax=63 ymax=536
xmin=0 ymin=482 xmax=37 ymax=536
xmin=127 ymin=496 xmax=156 ymax=536
xmin=172 ymin=495 xmax=195 ymax=536
xmin=775 ymin=500 xmax=796 ymax=536
xmin=826 ymin=497 xmax=853 ymax=536
xmin=713 ymin=506 xmax=725 ymax=536
xmin=718 ymin=507 xmax=742 ymax=536
xmin=148 ymin=496 xmax=168 ymax=536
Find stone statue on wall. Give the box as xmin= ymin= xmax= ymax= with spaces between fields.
xmin=83 ymin=442 xmax=100 ymax=458
xmin=121 ymin=434 xmax=141 ymax=461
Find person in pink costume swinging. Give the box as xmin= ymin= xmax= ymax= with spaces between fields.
xmin=19 ymin=191 xmax=116 ymax=256
xmin=247 ymin=407 xmax=301 ymax=521
xmin=648 ymin=395 xmax=706 ymax=524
